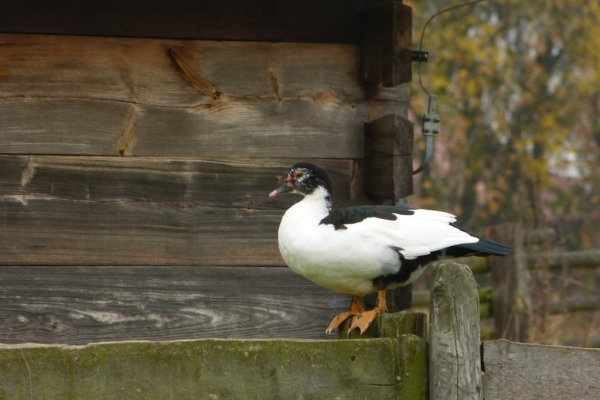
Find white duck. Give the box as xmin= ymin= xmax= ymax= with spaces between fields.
xmin=269 ymin=162 xmax=510 ymax=334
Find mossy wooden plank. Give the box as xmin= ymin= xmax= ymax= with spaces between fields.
xmin=0 ymin=339 xmax=402 ymax=399
xmin=0 ymin=156 xmax=361 ymax=266
xmin=482 ymin=340 xmax=600 ymax=400
xmin=338 ymin=312 xmax=427 ymax=340
xmin=0 ymin=266 xmax=351 ymax=343
xmin=398 ymin=334 xmax=428 ymax=400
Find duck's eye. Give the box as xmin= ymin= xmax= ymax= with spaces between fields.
xmin=294 ymin=171 xmax=304 ymax=179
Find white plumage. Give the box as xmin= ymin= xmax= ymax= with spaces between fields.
xmin=269 ymin=163 xmax=510 ymax=334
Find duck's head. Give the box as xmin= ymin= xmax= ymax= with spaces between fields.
xmin=269 ymin=163 xmax=333 ymax=199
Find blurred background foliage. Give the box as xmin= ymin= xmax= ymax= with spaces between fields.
xmin=407 ymin=0 xmax=600 ymax=251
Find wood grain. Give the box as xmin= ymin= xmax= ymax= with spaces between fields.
xmin=483 ymin=340 xmax=600 ymax=400
xmin=429 ymin=263 xmax=483 ymax=400
xmin=0 ymin=156 xmax=362 ymax=266
xmin=0 ymin=33 xmax=411 ymax=157
xmin=0 ymin=0 xmax=387 ymax=42
xmin=364 ymin=114 xmax=414 ymax=202
xmin=361 ymin=0 xmax=412 ymax=86
xmin=0 ymin=265 xmax=351 ymax=344
xmin=0 ymin=34 xmax=365 ymax=104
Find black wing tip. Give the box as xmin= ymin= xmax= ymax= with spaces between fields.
xmin=449 ymin=240 xmax=512 ymax=257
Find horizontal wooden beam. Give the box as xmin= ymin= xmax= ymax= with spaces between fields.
xmin=0 ymin=265 xmax=350 ymax=344
xmin=0 ymin=156 xmax=362 ymax=266
xmin=0 ymin=33 xmax=407 ymax=158
xmin=0 ymin=0 xmax=387 ymax=42
xmin=483 ymin=340 xmax=600 ymax=399
xmin=0 ymin=337 xmax=404 ymax=398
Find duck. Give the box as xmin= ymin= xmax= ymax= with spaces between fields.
xmin=269 ymin=162 xmax=511 ymax=334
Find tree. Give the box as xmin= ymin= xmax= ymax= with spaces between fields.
xmin=408 ymin=0 xmax=600 ymax=249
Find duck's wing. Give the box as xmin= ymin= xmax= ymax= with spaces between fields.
xmin=319 ymin=205 xmax=415 ymax=230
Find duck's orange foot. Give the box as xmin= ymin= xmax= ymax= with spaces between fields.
xmin=348 ymin=289 xmax=388 ymax=334
xmin=325 ymin=295 xmax=364 ymax=335
xmin=348 ymin=307 xmax=383 ymax=334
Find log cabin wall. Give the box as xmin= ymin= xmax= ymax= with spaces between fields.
xmin=0 ymin=0 xmax=413 ymax=343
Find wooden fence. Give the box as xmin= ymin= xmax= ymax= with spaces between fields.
xmin=410 ymin=224 xmax=600 ymax=346
xmin=2 ymin=263 xmax=598 ymax=399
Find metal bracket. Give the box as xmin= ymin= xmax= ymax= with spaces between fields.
xmin=411 ymin=50 xmax=429 ymax=62
xmin=413 ymin=96 xmax=440 ymax=175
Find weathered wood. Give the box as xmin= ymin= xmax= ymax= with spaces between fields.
xmin=0 ymin=34 xmax=366 ymax=104
xmin=0 ymin=33 xmax=409 ymax=157
xmin=361 ymin=0 xmax=412 ymax=86
xmin=0 ymin=265 xmax=352 ymax=344
xmin=0 ymin=0 xmax=387 ymax=43
xmin=398 ymin=334 xmax=429 ymax=400
xmin=482 ymin=340 xmax=600 ymax=400
xmin=429 ymin=263 xmax=483 ymax=400
xmin=488 ymin=224 xmax=532 ymax=342
xmin=338 ymin=311 xmax=427 ymax=340
xmin=526 ymin=249 xmax=600 ymax=270
xmin=546 ymin=295 xmax=600 ymax=314
xmin=0 ymin=338 xmax=403 ymax=399
xmin=413 ymin=288 xmax=493 ymax=318
xmin=523 ymin=227 xmax=557 ymax=244
xmin=434 ymin=249 xmax=600 ymax=275
xmin=0 ymin=156 xmax=361 ymax=266
xmin=338 ymin=312 xmax=429 ymax=400
xmin=0 ymin=98 xmax=366 ymax=158
xmin=364 ymin=114 xmax=414 ymax=202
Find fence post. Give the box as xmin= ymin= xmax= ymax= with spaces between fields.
xmin=488 ymin=223 xmax=532 ymax=342
xmin=430 ymin=262 xmax=482 ymax=400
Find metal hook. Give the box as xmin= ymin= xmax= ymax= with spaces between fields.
xmin=413 ymin=95 xmax=440 ymax=175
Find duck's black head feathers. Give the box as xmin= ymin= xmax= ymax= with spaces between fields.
xmin=288 ymin=163 xmax=334 ymax=197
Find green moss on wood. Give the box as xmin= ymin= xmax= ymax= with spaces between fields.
xmin=0 ymin=339 xmax=406 ymax=399
xmin=338 ymin=311 xmax=428 ymax=340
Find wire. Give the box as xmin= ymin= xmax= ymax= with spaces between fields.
xmin=417 ymin=0 xmax=489 ymax=96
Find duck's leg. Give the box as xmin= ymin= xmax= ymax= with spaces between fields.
xmin=348 ymin=289 xmax=388 ymax=334
xmin=325 ymin=295 xmax=364 ymax=334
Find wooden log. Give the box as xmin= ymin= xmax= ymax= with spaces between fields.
xmin=429 ymin=263 xmax=483 ymax=400
xmin=364 ymin=114 xmax=414 ymax=202
xmin=526 ymin=249 xmax=600 ymax=270
xmin=488 ymin=224 xmax=532 ymax=342
xmin=545 ymin=295 xmax=600 ymax=315
xmin=482 ymin=340 xmax=600 ymax=400
xmin=413 ymin=288 xmax=493 ymax=318
xmin=0 ymin=265 xmax=350 ymax=344
xmin=0 ymin=338 xmax=404 ymax=399
xmin=0 ymin=0 xmax=384 ymax=43
xmin=0 ymin=156 xmax=361 ymax=266
xmin=0 ymin=33 xmax=409 ymax=158
xmin=0 ymin=98 xmax=366 ymax=158
xmin=0 ymin=34 xmax=366 ymax=104
xmin=361 ymin=0 xmax=412 ymax=86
